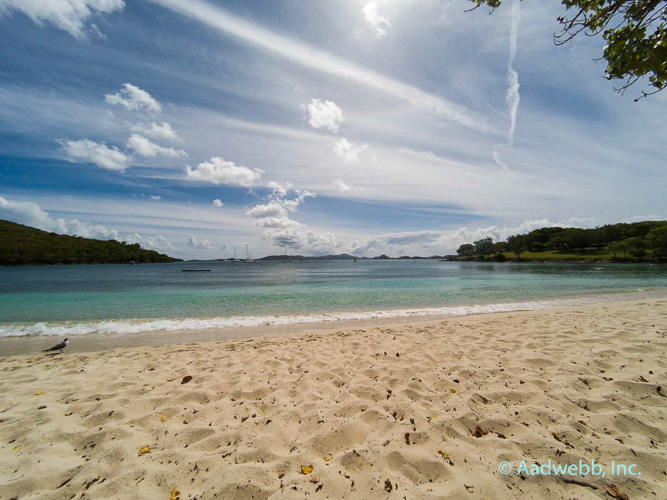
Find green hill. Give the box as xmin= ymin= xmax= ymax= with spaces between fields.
xmin=0 ymin=219 xmax=182 ymax=266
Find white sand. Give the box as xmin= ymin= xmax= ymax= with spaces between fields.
xmin=1 ymin=300 xmax=665 ymax=499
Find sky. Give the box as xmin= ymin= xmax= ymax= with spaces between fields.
xmin=0 ymin=0 xmax=665 ymax=259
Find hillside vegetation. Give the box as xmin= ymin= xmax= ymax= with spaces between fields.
xmin=0 ymin=219 xmax=181 ymax=266
xmin=455 ymin=221 xmax=667 ymax=263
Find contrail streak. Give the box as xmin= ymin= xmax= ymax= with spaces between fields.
xmin=506 ymin=0 xmax=521 ymax=145
xmin=147 ymin=0 xmax=494 ymax=134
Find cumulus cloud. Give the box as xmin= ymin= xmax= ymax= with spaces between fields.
xmin=0 ymin=195 xmax=177 ymax=253
xmin=61 ymin=138 xmax=130 ymax=172
xmin=333 ymin=138 xmax=367 ymax=163
xmin=105 ymin=83 xmax=161 ymax=113
xmin=262 ymin=227 xmax=339 ymax=253
xmin=124 ymin=232 xmax=176 ymax=254
xmin=187 ymin=235 xmax=212 ymax=249
xmin=304 ymin=98 xmax=344 ymax=133
xmin=212 ymin=199 xmax=224 ymax=207
xmin=149 ymin=195 xmax=161 ymax=200
xmin=126 ymin=134 xmax=187 ymax=158
xmin=0 ymin=195 xmax=119 ymax=239
xmin=0 ymin=0 xmax=125 ymax=39
xmin=362 ymin=1 xmax=391 ymax=39
xmin=185 ymin=157 xmax=264 ymax=186
xmin=333 ymin=178 xmax=352 ymax=193
xmin=130 ymin=121 xmax=179 ymax=141
xmin=247 ymin=183 xmax=315 ymax=232
xmin=246 ymin=202 xmax=288 ymax=219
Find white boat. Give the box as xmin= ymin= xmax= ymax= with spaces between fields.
xmin=242 ymin=244 xmax=255 ymax=263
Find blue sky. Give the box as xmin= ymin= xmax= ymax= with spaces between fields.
xmin=0 ymin=0 xmax=665 ymax=259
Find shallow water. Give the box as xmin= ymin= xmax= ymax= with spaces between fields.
xmin=0 ymin=260 xmax=665 ymax=336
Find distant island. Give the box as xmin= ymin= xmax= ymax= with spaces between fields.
xmin=0 ymin=219 xmax=182 ymax=266
xmin=453 ymin=220 xmax=667 ymax=263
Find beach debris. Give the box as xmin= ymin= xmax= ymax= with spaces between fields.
xmin=167 ymin=378 xmax=177 ymax=382
xmin=437 ymin=449 xmax=449 ymax=460
xmin=449 ymin=388 xmax=457 ymax=394
xmin=301 ymin=465 xmax=314 ymax=474
xmin=552 ymin=432 xmax=573 ymax=448
xmin=169 ymin=486 xmax=181 ymax=500
xmin=35 ymin=392 xmax=44 ymax=395
xmin=38 ymin=405 xmax=47 ymax=410
xmin=385 ymin=479 xmax=393 ymax=492
xmin=472 ymin=425 xmax=488 ymax=438
xmin=12 ymin=445 xmax=21 ymax=451
xmin=324 ymin=455 xmax=333 ymax=462
xmin=427 ymin=415 xmax=437 ymax=422
xmin=181 ymin=375 xmax=192 ymax=384
xmin=138 ymin=445 xmax=151 ymax=456
xmin=309 ymin=477 xmax=319 ymax=484
xmin=606 ymin=484 xmax=629 ymax=500
xmin=316 ymin=483 xmax=323 ymax=492
xmin=57 ymin=477 xmax=73 ymax=489
xmin=404 ymin=433 xmax=411 ymax=445
xmin=161 ymin=416 xmax=168 ymax=422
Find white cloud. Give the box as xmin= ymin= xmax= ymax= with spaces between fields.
xmin=267 ymin=181 xmax=293 ymax=198
xmin=0 ymin=195 xmax=178 ymax=253
xmin=247 ymin=183 xmax=315 ymax=231
xmin=127 ymin=134 xmax=187 ymax=158
xmin=212 ymin=199 xmax=224 ymax=207
xmin=149 ymin=195 xmax=161 ymax=200
xmin=148 ymin=0 xmax=490 ymax=132
xmin=333 ymin=138 xmax=367 ymax=163
xmin=61 ymin=138 xmax=130 ymax=172
xmin=362 ymin=2 xmax=391 ymax=39
xmin=506 ymin=0 xmax=521 ymax=146
xmin=185 ymin=157 xmax=264 ymax=186
xmin=130 ymin=121 xmax=179 ymax=141
xmin=0 ymin=195 xmax=119 ymax=239
xmin=246 ymin=202 xmax=287 ymax=219
xmin=305 ymin=99 xmax=344 ymax=133
xmin=124 ymin=233 xmax=176 ymax=254
xmin=262 ymin=227 xmax=339 ymax=253
xmin=105 ymin=83 xmax=161 ymax=113
xmin=0 ymin=0 xmax=125 ymax=39
xmin=333 ymin=178 xmax=352 ymax=193
xmin=187 ymin=235 xmax=212 ymax=249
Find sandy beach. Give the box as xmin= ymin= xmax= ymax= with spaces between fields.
xmin=1 ymin=299 xmax=665 ymax=499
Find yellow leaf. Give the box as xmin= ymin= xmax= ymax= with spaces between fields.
xmin=138 ymin=445 xmax=151 ymax=455
xmin=437 ymin=449 xmax=449 ymax=460
xmin=13 ymin=445 xmax=21 ymax=451
xmin=428 ymin=415 xmax=437 ymax=422
xmin=324 ymin=455 xmax=333 ymax=462
xmin=301 ymin=465 xmax=314 ymax=474
xmin=161 ymin=416 xmax=167 ymax=422
xmin=35 ymin=392 xmax=44 ymax=396
xmin=449 ymin=388 xmax=457 ymax=394
xmin=169 ymin=486 xmax=180 ymax=500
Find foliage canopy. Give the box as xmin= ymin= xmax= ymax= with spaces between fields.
xmin=469 ymin=0 xmax=667 ymax=99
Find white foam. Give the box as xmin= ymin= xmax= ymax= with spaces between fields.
xmin=0 ymin=295 xmax=622 ymax=337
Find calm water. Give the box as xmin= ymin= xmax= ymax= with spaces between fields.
xmin=0 ymin=261 xmax=665 ymax=336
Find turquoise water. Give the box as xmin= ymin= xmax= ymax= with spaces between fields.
xmin=0 ymin=261 xmax=665 ymax=336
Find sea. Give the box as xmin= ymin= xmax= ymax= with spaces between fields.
xmin=0 ymin=260 xmax=665 ymax=337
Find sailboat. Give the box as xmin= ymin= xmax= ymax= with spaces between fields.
xmin=281 ymin=247 xmax=292 ymax=262
xmin=229 ymin=248 xmax=240 ymax=262
xmin=242 ymin=244 xmax=255 ymax=263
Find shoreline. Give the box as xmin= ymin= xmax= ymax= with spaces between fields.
xmin=1 ymin=290 xmax=666 ymax=356
xmin=1 ymin=299 xmax=665 ymax=499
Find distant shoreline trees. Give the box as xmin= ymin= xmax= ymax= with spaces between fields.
xmin=456 ymin=221 xmax=667 ymax=262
